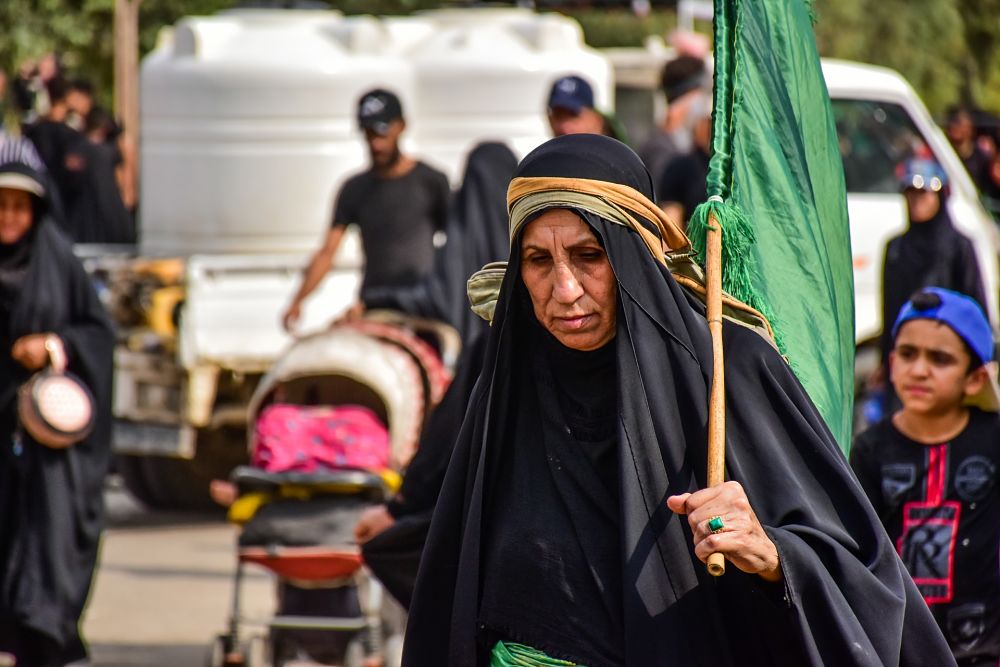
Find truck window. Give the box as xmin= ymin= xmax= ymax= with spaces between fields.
xmin=831 ymin=99 xmax=935 ymax=194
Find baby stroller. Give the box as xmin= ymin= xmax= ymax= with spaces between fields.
xmin=210 ymin=313 xmax=459 ymax=667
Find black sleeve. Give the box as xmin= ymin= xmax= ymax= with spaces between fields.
xmin=431 ymin=168 xmax=451 ymax=233
xmin=331 ymin=179 xmax=357 ymax=228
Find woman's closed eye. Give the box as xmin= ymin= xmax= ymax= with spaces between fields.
xmin=524 ymin=252 xmax=552 ymax=267
xmin=574 ymin=248 xmax=606 ymax=263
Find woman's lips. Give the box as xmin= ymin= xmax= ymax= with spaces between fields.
xmin=556 ymin=314 xmax=593 ymax=330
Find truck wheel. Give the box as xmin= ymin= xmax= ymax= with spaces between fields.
xmin=117 ymin=426 xmax=248 ymax=511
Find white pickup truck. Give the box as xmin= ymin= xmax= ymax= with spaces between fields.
xmin=822 ymin=59 xmax=999 ymax=343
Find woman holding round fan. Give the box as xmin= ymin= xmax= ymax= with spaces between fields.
xmin=0 ymin=137 xmax=113 ymax=666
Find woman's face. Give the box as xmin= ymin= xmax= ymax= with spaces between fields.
xmin=520 ymin=208 xmax=617 ymax=351
xmin=0 ymin=187 xmax=34 ymax=245
xmin=904 ymin=187 xmax=941 ymax=223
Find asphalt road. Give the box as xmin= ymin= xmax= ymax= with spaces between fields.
xmin=83 ymin=480 xmax=276 ymax=667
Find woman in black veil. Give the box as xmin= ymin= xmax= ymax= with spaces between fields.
xmin=0 ymin=139 xmax=114 ymax=666
xmin=354 ymin=142 xmax=518 ymax=607
xmin=402 ymin=134 xmax=954 ymax=666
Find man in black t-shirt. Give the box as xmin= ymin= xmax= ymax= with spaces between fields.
xmin=283 ymin=88 xmax=450 ymax=331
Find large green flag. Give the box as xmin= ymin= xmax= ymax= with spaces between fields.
xmin=689 ymin=0 xmax=855 ymax=451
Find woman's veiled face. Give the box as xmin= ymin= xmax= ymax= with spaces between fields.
xmin=0 ymin=188 xmax=34 ymax=245
xmin=520 ymin=208 xmax=617 ymax=351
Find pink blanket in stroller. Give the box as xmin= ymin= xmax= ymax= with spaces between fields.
xmin=252 ymin=404 xmax=390 ymax=474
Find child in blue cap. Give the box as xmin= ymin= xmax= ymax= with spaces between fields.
xmin=852 ymin=286 xmax=1000 ymax=665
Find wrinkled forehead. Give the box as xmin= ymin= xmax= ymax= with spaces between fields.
xmin=519 ymin=208 xmax=600 ymax=249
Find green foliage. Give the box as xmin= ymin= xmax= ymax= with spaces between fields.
xmin=812 ymin=0 xmax=966 ymax=114
xmin=3 ymin=0 xmax=998 ymax=120
xmin=138 ymin=0 xmax=238 ymax=59
xmin=0 ymin=0 xmax=114 ymax=102
xmin=560 ymin=8 xmax=677 ymax=48
xmin=813 ymin=0 xmax=1000 ymax=116
xmin=0 ymin=0 xmax=238 ymax=114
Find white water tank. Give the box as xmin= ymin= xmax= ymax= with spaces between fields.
xmin=140 ymin=9 xmax=415 ymax=255
xmin=139 ymin=8 xmax=612 ymax=255
xmin=391 ymin=8 xmax=613 ymax=182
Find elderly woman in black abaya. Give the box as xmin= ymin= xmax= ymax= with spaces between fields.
xmin=402 ymin=134 xmax=955 ymax=666
xmin=0 ymin=140 xmax=114 ymax=666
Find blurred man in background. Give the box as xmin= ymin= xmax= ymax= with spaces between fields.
xmin=657 ymin=90 xmax=712 ymax=227
xmin=947 ymin=106 xmax=991 ymax=192
xmin=638 ymin=55 xmax=709 ymax=190
xmin=283 ymin=88 xmax=450 ymax=332
xmin=546 ymin=74 xmax=628 ymax=143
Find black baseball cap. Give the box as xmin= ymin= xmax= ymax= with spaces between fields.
xmin=357 ymin=89 xmax=404 ymax=135
xmin=547 ymin=75 xmax=595 ymax=114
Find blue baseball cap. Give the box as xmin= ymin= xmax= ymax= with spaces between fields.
xmin=898 ymin=157 xmax=948 ymax=193
xmin=891 ymin=287 xmax=999 ymax=411
xmin=547 ymin=75 xmax=595 ymax=114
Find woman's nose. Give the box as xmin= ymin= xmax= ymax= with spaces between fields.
xmin=551 ymin=262 xmax=584 ymax=304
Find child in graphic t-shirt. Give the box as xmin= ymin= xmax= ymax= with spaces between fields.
xmin=852 ymin=287 xmax=1000 ymax=666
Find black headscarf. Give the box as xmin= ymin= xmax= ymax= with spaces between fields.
xmin=363 ymin=142 xmax=517 ymax=342
xmin=0 ymin=152 xmax=114 ymax=664
xmin=403 ymin=134 xmax=954 ymax=666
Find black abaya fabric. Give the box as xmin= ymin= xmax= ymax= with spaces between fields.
xmin=362 ymin=142 xmax=517 ymax=342
xmin=361 ymin=143 xmax=516 ymax=606
xmin=479 ymin=319 xmax=623 ymax=666
xmin=65 ymin=139 xmax=135 ymax=244
xmin=0 ymin=213 xmax=114 ymax=664
xmin=402 ymin=134 xmax=954 ymax=666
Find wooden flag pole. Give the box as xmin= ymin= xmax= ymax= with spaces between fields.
xmin=705 ymin=211 xmax=727 ymax=577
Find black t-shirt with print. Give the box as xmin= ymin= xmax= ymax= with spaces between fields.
xmin=332 ymin=161 xmax=450 ymax=297
xmin=852 ymin=409 xmax=1000 ymax=662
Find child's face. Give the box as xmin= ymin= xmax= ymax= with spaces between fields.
xmin=890 ymin=319 xmax=986 ymax=415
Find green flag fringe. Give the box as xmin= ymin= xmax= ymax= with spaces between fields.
xmin=687 ymin=199 xmax=783 ymax=351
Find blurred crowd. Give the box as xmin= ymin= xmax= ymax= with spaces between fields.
xmin=0 ymin=53 xmax=136 ymax=246
xmin=946 ymin=105 xmax=1000 ymax=220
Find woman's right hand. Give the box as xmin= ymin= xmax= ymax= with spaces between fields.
xmin=11 ymin=333 xmax=54 ymax=371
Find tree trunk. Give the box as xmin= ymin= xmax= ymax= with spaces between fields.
xmin=114 ymin=0 xmax=141 ymax=212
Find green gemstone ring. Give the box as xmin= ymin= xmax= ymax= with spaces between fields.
xmin=708 ymin=516 xmax=725 ymax=534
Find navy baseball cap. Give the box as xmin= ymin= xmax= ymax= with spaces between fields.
xmin=357 ymin=89 xmax=404 ymax=135
xmin=892 ymin=287 xmax=999 ymax=410
xmin=547 ymin=75 xmax=595 ymax=114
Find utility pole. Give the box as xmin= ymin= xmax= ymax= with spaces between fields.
xmin=114 ymin=0 xmax=141 ymax=212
